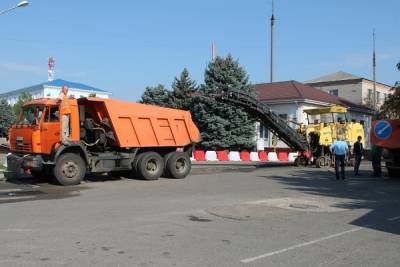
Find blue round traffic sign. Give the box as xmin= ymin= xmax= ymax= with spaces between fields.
xmin=374 ymin=120 xmax=392 ymax=140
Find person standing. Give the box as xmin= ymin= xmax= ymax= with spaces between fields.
xmin=371 ymin=144 xmax=382 ymax=177
xmin=330 ymin=135 xmax=349 ymax=180
xmin=353 ymin=136 xmax=363 ymax=176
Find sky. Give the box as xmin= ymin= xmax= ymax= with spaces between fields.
xmin=0 ymin=0 xmax=398 ymax=101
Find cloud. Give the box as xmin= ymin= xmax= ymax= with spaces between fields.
xmin=0 ymin=62 xmax=86 ymax=79
xmin=0 ymin=62 xmax=44 ymax=75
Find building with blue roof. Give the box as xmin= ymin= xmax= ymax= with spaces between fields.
xmin=0 ymin=79 xmax=111 ymax=105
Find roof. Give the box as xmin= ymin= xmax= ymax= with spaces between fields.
xmin=255 ymin=80 xmax=342 ymax=105
xmin=305 ymin=71 xmax=361 ymax=84
xmin=305 ymin=71 xmax=392 ymax=88
xmin=0 ymin=79 xmax=109 ymax=97
xmin=254 ymin=80 xmax=374 ymax=114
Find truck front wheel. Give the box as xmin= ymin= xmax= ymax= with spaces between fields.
xmin=53 ymin=153 xmax=86 ymax=186
xmin=165 ymin=152 xmax=191 ymax=179
xmin=137 ymin=152 xmax=164 ymax=180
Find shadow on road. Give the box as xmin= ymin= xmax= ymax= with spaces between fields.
xmin=259 ymin=167 xmax=400 ymax=235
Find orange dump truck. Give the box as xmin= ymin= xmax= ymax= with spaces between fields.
xmin=371 ymin=119 xmax=400 ymax=177
xmin=7 ymin=91 xmax=201 ymax=185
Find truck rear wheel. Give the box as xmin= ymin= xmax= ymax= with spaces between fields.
xmin=165 ymin=152 xmax=191 ymax=179
xmin=53 ymin=153 xmax=86 ymax=186
xmin=137 ymin=152 xmax=164 ymax=180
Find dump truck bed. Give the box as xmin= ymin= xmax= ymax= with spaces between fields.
xmin=80 ymin=98 xmax=201 ymax=148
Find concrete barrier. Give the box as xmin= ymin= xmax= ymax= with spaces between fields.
xmin=205 ymin=151 xmax=218 ymax=161
xmin=228 ymin=151 xmax=241 ymax=161
xmin=259 ymin=151 xmax=268 ymax=161
xmin=268 ymin=152 xmax=279 ymax=161
xmin=240 ymin=151 xmax=250 ymax=161
xmin=217 ymin=151 xmax=229 ymax=161
xmin=194 ymin=150 xmax=206 ymax=161
xmin=288 ymin=152 xmax=298 ymax=162
xmin=250 ymin=152 xmax=260 ymax=161
xmin=278 ymin=152 xmax=288 ymax=161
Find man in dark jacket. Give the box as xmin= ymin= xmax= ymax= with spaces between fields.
xmin=353 ymin=136 xmax=363 ymax=176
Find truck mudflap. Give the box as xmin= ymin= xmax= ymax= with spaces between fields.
xmin=5 ymin=154 xmax=44 ymax=179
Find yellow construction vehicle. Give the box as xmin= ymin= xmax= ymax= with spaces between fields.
xmin=300 ymin=105 xmax=365 ymax=168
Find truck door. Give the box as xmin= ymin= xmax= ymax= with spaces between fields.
xmin=41 ymin=106 xmax=61 ymax=154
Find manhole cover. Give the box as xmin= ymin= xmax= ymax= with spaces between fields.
xmin=289 ymin=204 xmax=319 ymax=210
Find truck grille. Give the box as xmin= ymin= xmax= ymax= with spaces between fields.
xmin=11 ymin=141 xmax=32 ymax=152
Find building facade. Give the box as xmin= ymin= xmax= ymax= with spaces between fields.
xmin=254 ymin=81 xmax=374 ymax=149
xmin=0 ymin=79 xmax=111 ymax=105
xmin=305 ymin=71 xmax=393 ymax=108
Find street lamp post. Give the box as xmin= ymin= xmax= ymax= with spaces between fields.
xmin=0 ymin=1 xmax=29 ymax=16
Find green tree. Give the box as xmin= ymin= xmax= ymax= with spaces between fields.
xmin=171 ymin=68 xmax=197 ymax=110
xmin=12 ymin=92 xmax=32 ymax=116
xmin=140 ymin=84 xmax=175 ymax=108
xmin=0 ymin=99 xmax=16 ymax=137
xmin=192 ymin=54 xmax=255 ymax=150
xmin=379 ymin=62 xmax=400 ymax=119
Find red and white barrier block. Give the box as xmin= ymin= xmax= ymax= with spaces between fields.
xmin=192 ymin=150 xmax=293 ymax=163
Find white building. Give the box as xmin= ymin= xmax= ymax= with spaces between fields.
xmin=0 ymin=79 xmax=111 ymax=105
xmin=254 ymin=81 xmax=374 ymax=150
xmin=305 ymin=71 xmax=393 ymax=108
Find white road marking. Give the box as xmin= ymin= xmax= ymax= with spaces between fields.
xmin=1 ymin=228 xmax=34 ymax=232
xmin=387 ymin=216 xmax=400 ymax=222
xmin=0 ymin=189 xmax=23 ymax=193
xmin=241 ymin=213 xmax=400 ymax=264
xmin=241 ymin=227 xmax=364 ymax=264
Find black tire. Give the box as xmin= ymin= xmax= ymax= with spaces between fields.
xmin=127 ymin=153 xmax=145 ymax=179
xmin=137 ymin=152 xmax=164 ymax=180
xmin=165 ymin=152 xmax=191 ymax=179
xmin=53 ymin=153 xmax=86 ymax=186
xmin=163 ymin=152 xmax=175 ymax=176
xmin=315 ymin=157 xmax=324 ymax=168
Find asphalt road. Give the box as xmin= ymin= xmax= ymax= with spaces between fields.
xmin=0 ymin=163 xmax=399 ymax=267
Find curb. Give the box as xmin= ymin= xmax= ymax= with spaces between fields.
xmin=191 ymin=161 xmax=294 ymax=175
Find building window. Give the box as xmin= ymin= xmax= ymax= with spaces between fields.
xmin=368 ymin=89 xmax=372 ymax=101
xmin=376 ymin=92 xmax=381 ymax=104
xmin=329 ymin=89 xmax=339 ymax=96
xmin=259 ymin=125 xmax=269 ymax=139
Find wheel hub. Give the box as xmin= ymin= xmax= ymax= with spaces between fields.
xmin=176 ymin=158 xmax=186 ymax=172
xmin=146 ymin=159 xmax=158 ymax=174
xmin=62 ymin=161 xmax=78 ymax=178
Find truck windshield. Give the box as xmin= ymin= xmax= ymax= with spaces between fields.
xmin=17 ymin=105 xmax=45 ymax=125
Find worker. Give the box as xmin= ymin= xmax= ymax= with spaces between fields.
xmin=58 ymin=86 xmax=68 ymax=99
xmin=353 ymin=136 xmax=363 ymax=176
xmin=371 ymin=144 xmax=382 ymax=177
xmin=330 ymin=135 xmax=349 ymax=180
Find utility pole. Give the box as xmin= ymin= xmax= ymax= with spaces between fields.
xmin=270 ymin=0 xmax=275 ymax=83
xmin=211 ymin=42 xmax=216 ymax=61
xmin=372 ymin=29 xmax=377 ymax=110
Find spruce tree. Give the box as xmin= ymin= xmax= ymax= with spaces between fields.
xmin=0 ymin=99 xmax=16 ymax=137
xmin=171 ymin=68 xmax=197 ymax=110
xmin=13 ymin=92 xmax=32 ymax=116
xmin=140 ymin=84 xmax=175 ymax=108
xmin=192 ymin=55 xmax=255 ymax=150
